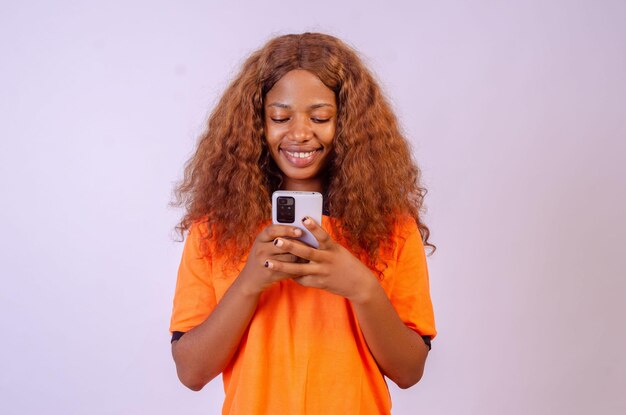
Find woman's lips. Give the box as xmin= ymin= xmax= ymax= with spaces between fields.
xmin=280 ymin=148 xmax=322 ymax=167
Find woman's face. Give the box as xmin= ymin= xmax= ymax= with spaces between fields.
xmin=264 ymin=69 xmax=337 ymax=192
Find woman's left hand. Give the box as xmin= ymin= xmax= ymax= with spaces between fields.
xmin=266 ymin=217 xmax=378 ymax=304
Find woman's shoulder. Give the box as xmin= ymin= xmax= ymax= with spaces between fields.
xmin=393 ymin=214 xmax=418 ymax=232
xmin=384 ymin=215 xmax=419 ymax=246
xmin=184 ymin=217 xmax=210 ymax=244
xmin=185 ymin=217 xmax=218 ymax=260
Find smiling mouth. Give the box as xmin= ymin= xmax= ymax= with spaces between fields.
xmin=280 ymin=148 xmax=322 ymax=167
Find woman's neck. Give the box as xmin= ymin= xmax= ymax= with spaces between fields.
xmin=281 ymin=177 xmax=324 ymax=193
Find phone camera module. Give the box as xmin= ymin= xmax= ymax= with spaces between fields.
xmin=276 ymin=196 xmax=295 ymax=223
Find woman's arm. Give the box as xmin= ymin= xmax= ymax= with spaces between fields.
xmin=350 ymin=281 xmax=429 ymax=388
xmin=268 ymin=218 xmax=430 ymax=388
xmin=172 ymin=276 xmax=259 ymax=391
xmin=171 ymin=224 xmax=303 ymax=391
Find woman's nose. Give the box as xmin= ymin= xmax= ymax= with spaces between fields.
xmin=289 ymin=116 xmax=313 ymax=142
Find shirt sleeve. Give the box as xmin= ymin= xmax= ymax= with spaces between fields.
xmin=388 ymin=219 xmax=437 ymax=341
xmin=169 ymin=222 xmax=217 ymax=334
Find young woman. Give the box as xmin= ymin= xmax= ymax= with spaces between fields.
xmin=169 ymin=32 xmax=436 ymax=414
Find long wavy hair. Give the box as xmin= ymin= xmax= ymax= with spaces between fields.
xmin=172 ymin=32 xmax=435 ymax=269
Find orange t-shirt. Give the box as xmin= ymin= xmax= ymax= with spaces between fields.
xmin=170 ymin=216 xmax=436 ymax=415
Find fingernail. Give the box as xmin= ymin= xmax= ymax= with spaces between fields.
xmin=302 ymin=217 xmax=312 ymax=225
xmin=293 ymin=228 xmax=302 ymax=236
xmin=274 ymin=239 xmax=283 ymax=247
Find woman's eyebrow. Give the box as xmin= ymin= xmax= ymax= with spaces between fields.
xmin=267 ymin=102 xmax=290 ymax=109
xmin=266 ymin=102 xmax=335 ymax=109
xmin=309 ymin=103 xmax=335 ymax=109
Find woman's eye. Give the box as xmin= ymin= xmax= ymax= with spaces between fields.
xmin=312 ymin=118 xmax=330 ymax=123
xmin=271 ymin=118 xmax=289 ymax=123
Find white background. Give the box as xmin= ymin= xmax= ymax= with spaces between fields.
xmin=1 ymin=1 xmax=625 ymax=414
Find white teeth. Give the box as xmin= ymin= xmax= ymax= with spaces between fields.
xmin=286 ymin=150 xmax=316 ymax=159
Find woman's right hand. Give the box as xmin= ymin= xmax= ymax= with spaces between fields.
xmin=235 ymin=224 xmax=304 ymax=297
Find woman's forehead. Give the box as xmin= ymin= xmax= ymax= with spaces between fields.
xmin=265 ymin=69 xmax=336 ymax=109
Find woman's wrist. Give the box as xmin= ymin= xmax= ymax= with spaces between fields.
xmin=231 ymin=269 xmax=264 ymax=300
xmin=349 ymin=272 xmax=383 ymax=305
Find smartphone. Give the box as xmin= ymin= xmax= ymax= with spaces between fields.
xmin=272 ymin=191 xmax=323 ymax=248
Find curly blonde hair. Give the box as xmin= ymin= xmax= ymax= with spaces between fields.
xmin=172 ymin=32 xmax=435 ymax=269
